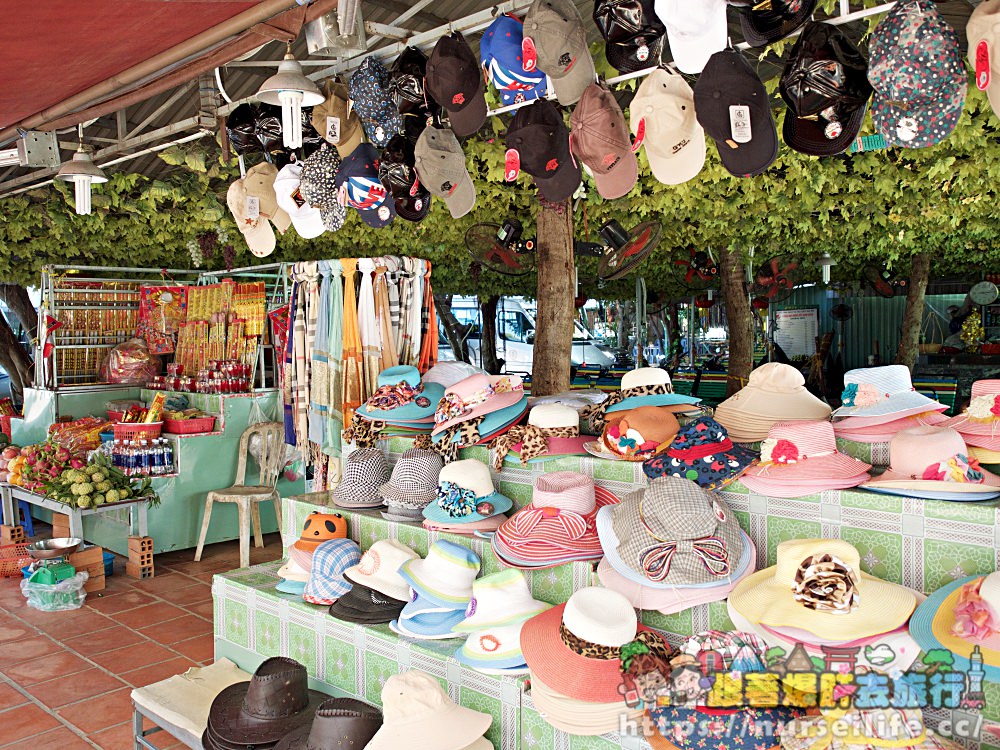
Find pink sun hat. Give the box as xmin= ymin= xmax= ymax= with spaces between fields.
xmin=862 ymin=426 xmax=1000 ymax=494
xmin=422 ymin=514 xmax=507 ymax=535
xmin=942 ymin=380 xmax=1000 ymax=449
xmin=431 ymin=373 xmax=524 ymax=435
xmin=833 ymin=411 xmax=948 ymax=443
xmin=740 ymin=473 xmax=871 ymax=498
xmin=739 ymin=421 xmax=871 ymax=495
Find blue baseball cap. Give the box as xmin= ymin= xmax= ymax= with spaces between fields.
xmin=480 ymin=14 xmax=548 ymax=106
xmin=348 ymin=56 xmax=402 ymax=148
xmin=334 ymin=143 xmax=396 ymax=229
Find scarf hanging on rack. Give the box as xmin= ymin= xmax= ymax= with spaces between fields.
xmin=405 ymin=257 xmax=423 ymax=366
xmin=384 ymin=255 xmax=404 ymax=350
xmin=324 ymin=260 xmax=345 ymax=460
xmin=373 ymin=260 xmax=400 ymax=373
xmin=417 ymin=260 xmax=438 ymax=373
xmin=309 ymin=262 xmax=332 ymax=446
xmin=357 ymin=257 xmax=381 ymax=398
xmin=340 ymin=258 xmax=364 ymax=424
xmin=292 ymin=262 xmax=320 ymax=454
xmin=283 ymin=281 xmax=298 ymax=447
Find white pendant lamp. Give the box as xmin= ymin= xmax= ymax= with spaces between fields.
xmin=817 ymin=252 xmax=836 ymax=285
xmin=256 ymin=44 xmax=324 ymax=149
xmin=56 ymin=127 xmax=107 ymax=216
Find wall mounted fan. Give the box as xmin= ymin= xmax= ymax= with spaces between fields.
xmin=861 ymin=264 xmax=908 ymax=298
xmin=575 ymin=219 xmax=662 ymax=282
xmin=750 ymin=255 xmax=801 ymax=306
xmin=671 ymin=248 xmax=719 ymax=292
xmin=464 ymin=218 xmax=535 ymax=276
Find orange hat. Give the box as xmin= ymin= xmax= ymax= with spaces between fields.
xmin=293 ymin=511 xmax=348 ymax=554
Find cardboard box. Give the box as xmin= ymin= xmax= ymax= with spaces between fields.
xmin=83 ymin=574 xmax=105 ymax=593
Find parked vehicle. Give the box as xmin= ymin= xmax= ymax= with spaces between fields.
xmin=438 ymin=297 xmax=614 ymax=374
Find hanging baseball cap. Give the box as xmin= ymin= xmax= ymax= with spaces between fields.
xmin=299 ymin=145 xmax=348 ymax=231
xmin=505 ymin=98 xmax=581 ymax=202
xmin=593 ymin=0 xmax=666 ymax=74
xmin=654 ymin=0 xmax=727 ymax=74
xmin=524 ymin=0 xmax=596 ymax=106
xmin=273 ymin=162 xmax=326 ymax=239
xmin=868 ymin=0 xmax=967 ymax=149
xmin=570 ymin=83 xmax=637 ymax=200
xmin=311 ymin=80 xmax=364 ymax=157
xmin=779 ymin=22 xmax=874 ymax=156
xmin=730 ymin=0 xmax=818 ymax=48
xmin=335 ymin=143 xmax=396 ymax=229
xmin=349 ymin=57 xmax=402 ymax=148
xmin=414 ymin=126 xmax=475 ymax=218
xmin=425 ymin=32 xmax=488 ymax=138
xmin=226 ymin=163 xmax=291 ymax=258
xmin=399 ymin=98 xmax=443 ymax=145
xmin=480 ymin=14 xmax=549 ymax=107
xmin=379 ymin=135 xmax=432 ymax=222
xmin=694 ymin=49 xmax=778 ymax=178
xmin=969 ymin=0 xmax=1000 ymax=121
xmin=389 ymin=46 xmax=430 ymax=105
xmin=629 ymin=68 xmax=705 ymax=185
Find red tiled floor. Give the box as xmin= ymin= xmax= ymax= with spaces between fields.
xmin=133 ymin=572 xmax=202 ymax=595
xmin=188 ymin=600 xmax=217 ymax=621
xmin=0 ymin=618 xmax=35 ymax=644
xmin=164 ymin=582 xmax=211 ymax=606
xmin=5 ymin=650 xmax=92 ymax=686
xmin=63 ymin=624 xmax=146 ymax=657
xmin=20 ymin=726 xmax=97 ymax=750
xmin=88 ymin=640 xmax=174 ymax=673
xmin=0 ymin=634 xmax=62 ymax=667
xmin=91 ymin=721 xmax=140 ymax=750
xmin=29 ymin=609 xmax=114 ymax=636
xmin=138 ymin=614 xmax=212 ymax=645
xmin=120 ymin=656 xmax=197 ymax=688
xmin=112 ymin=600 xmax=187 ymax=629
xmin=170 ymin=633 xmax=215 ymax=663
xmin=0 ymin=682 xmax=28 ymax=711
xmin=0 ymin=703 xmax=62 ymax=744
xmin=85 ymin=589 xmax=156 ymax=614
xmin=57 ymin=687 xmax=135 ymax=734
xmin=26 ymin=667 xmax=126 ymax=709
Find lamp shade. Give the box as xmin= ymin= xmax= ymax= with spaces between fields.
xmin=256 ymin=53 xmax=324 ymax=107
xmin=56 ymin=147 xmax=107 ymax=184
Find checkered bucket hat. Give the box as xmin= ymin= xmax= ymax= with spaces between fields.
xmin=379 ymin=448 xmax=443 ymax=509
xmin=333 ymin=449 xmax=391 ymax=509
xmin=303 ymin=538 xmax=362 ymax=606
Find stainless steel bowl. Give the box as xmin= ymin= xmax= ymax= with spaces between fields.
xmin=26 ymin=537 xmax=83 ymax=560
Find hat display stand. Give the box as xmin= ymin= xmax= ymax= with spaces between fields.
xmin=208 ymin=428 xmax=1000 ymax=750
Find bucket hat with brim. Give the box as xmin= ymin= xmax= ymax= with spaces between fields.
xmin=909 ymin=571 xmax=1000 ymax=682
xmin=605 ymin=368 xmax=701 ymax=413
xmin=357 ymin=366 xmax=445 ymax=423
xmin=333 ymin=448 xmax=391 ymax=509
xmin=584 ymin=405 xmax=680 ymax=462
xmin=398 ymin=540 xmax=480 ymax=607
xmin=642 ymin=416 xmax=756 ymax=490
xmin=832 ymin=365 xmax=945 ymax=420
xmin=422 ymin=459 xmax=512 ymax=525
xmin=303 ymin=538 xmax=362 ymax=606
xmin=861 ymin=425 xmax=1000 ymax=496
xmin=728 ymin=538 xmax=917 ymax=641
xmin=274 ymin=698 xmax=383 ymax=750
xmin=454 ymin=569 xmax=549 ymax=631
xmin=392 ymin=591 xmax=468 ymax=639
xmin=942 ymin=379 xmax=1000 ymax=448
xmin=204 ymin=657 xmax=325 ymax=748
xmin=328 ymin=581 xmax=407 ymax=625
xmin=343 ymin=539 xmax=419 ymax=603
xmin=456 ymin=621 xmax=532 ymax=672
xmin=379 ymin=448 xmax=443 ymax=510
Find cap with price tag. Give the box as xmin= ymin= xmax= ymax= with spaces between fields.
xmin=779 ymin=22 xmax=873 ymax=157
xmin=593 ymin=0 xmax=666 ymax=75
xmin=867 ymin=0 xmax=967 ymax=149
xmin=694 ymin=50 xmax=778 ymax=178
xmin=311 ymin=81 xmax=363 ymax=159
xmin=274 ymin=162 xmax=326 ymax=239
xmin=629 ymin=68 xmax=706 ymax=186
xmin=967 ymin=0 xmax=1000 ymax=121
xmin=226 ymin=163 xmax=291 ymax=258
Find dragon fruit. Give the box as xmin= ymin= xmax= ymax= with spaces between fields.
xmin=70 ymin=458 xmax=86 ymax=469
xmin=55 ymin=447 xmax=70 ymax=463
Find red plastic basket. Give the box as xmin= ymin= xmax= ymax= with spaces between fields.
xmin=113 ymin=422 xmax=163 ymax=442
xmin=163 ymin=416 xmax=216 ymax=434
xmin=0 ymin=542 xmax=30 ymax=577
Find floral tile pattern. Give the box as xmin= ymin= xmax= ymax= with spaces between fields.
xmin=324 ymin=635 xmax=355 ymax=694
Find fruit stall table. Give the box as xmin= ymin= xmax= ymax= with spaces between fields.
xmin=1 ymin=483 xmax=148 ymax=539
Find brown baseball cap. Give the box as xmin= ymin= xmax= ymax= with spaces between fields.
xmin=310 ymin=80 xmax=364 ymax=158
xmin=570 ymin=83 xmax=637 ymax=200
xmin=425 ymin=32 xmax=488 ymax=138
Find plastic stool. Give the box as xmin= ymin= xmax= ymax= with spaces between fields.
xmin=17 ymin=500 xmax=33 ymax=538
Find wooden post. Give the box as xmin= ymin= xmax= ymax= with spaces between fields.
xmin=720 ymin=246 xmax=753 ymax=397
xmin=895 ymin=252 xmax=931 ymax=371
xmin=532 ymin=200 xmax=574 ymax=396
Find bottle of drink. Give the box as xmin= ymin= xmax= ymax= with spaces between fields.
xmin=162 ymin=439 xmax=174 ymax=474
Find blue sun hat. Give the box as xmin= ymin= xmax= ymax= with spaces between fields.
xmin=605 ymin=367 xmax=700 ymax=414
xmin=643 ymin=416 xmax=756 ymax=491
xmin=398 ymin=540 xmax=480 ymax=608
xmin=357 ymin=366 xmax=445 ymax=424
xmin=390 ymin=588 xmax=468 ymax=639
xmin=480 ymin=14 xmax=549 ymax=106
xmin=422 ymin=459 xmax=513 ymax=525
xmin=302 ymin=538 xmax=362 ymax=606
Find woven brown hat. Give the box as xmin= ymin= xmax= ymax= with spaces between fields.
xmin=274 ymin=698 xmax=383 ymax=750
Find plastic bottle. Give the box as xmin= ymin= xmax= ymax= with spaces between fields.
xmin=162 ymin=439 xmax=174 ymax=475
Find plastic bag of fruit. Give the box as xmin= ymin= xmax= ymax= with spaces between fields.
xmin=99 ymin=337 xmax=161 ymax=384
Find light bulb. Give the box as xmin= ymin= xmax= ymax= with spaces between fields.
xmin=822 ymin=265 xmax=831 ymax=285
xmin=72 ymin=175 xmax=92 ymax=215
xmin=279 ymin=90 xmax=304 ymax=149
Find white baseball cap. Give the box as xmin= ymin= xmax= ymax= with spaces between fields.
xmin=273 ymin=163 xmax=326 ymax=240
xmin=629 ymin=68 xmax=706 ymax=185
xmin=655 ymin=0 xmax=728 ymax=74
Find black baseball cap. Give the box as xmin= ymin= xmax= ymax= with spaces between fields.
xmin=399 ymin=98 xmax=442 ymax=145
xmin=731 ymin=0 xmax=818 ymax=48
xmin=593 ymin=0 xmax=666 ymax=74
xmin=425 ymin=32 xmax=488 ymax=138
xmin=505 ymin=99 xmax=581 ymax=202
xmin=694 ymin=49 xmax=778 ymax=178
xmin=379 ymin=135 xmax=432 ymax=222
xmin=779 ymin=22 xmax=873 ymax=156
xmin=389 ymin=46 xmax=429 ymax=105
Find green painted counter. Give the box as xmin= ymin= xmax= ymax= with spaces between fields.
xmin=13 ymin=386 xmax=305 ymax=556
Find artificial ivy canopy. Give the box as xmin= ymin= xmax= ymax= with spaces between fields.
xmin=1 ymin=40 xmax=998 ymax=298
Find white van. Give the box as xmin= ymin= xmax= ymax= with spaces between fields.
xmin=438 ymin=297 xmax=615 ymax=374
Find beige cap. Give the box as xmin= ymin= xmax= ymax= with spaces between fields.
xmin=227 ymin=163 xmax=291 ymax=258
xmin=629 ymin=68 xmax=706 ymax=185
xmin=414 ymin=126 xmax=475 ymax=219
xmin=311 ymin=80 xmax=364 ymax=157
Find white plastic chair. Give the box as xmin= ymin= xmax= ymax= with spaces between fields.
xmin=194 ymin=421 xmax=285 ymax=568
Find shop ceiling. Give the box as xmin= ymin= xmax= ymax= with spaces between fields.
xmin=0 ymin=0 xmax=981 ymax=200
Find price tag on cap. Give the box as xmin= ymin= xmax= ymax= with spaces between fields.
xmin=632 ymin=118 xmax=646 ymax=152
xmin=522 ymin=36 xmax=538 ymax=72
xmin=245 ymin=196 xmax=260 ymax=220
xmin=729 ymin=105 xmax=752 ymax=144
xmin=977 ymin=40 xmax=991 ymax=91
xmin=327 ymin=116 xmax=341 ymax=144
xmin=504 ymin=149 xmax=521 ymax=181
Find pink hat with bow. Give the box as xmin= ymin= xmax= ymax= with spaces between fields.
xmin=431 ymin=373 xmax=525 ymax=435
xmin=942 ymin=380 xmax=1000 ymax=450
xmin=491 ymin=471 xmax=619 ymax=569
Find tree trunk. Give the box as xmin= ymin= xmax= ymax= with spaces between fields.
xmin=720 ymin=246 xmax=753 ymax=397
xmin=532 ymin=199 xmax=575 ymax=396
xmin=895 ymin=252 xmax=932 ymax=371
xmin=433 ymin=294 xmax=471 ymax=363
xmin=0 ymin=285 xmax=38 ymax=342
xmin=479 ymin=295 xmax=503 ymax=375
xmin=0 ymin=312 xmax=33 ymax=405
